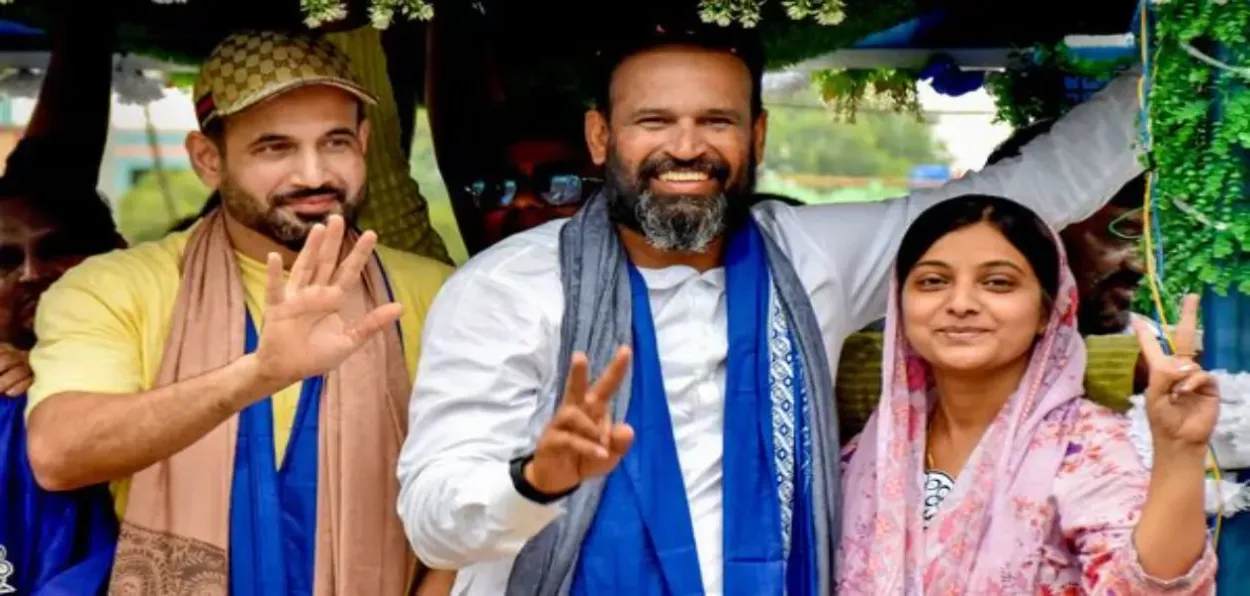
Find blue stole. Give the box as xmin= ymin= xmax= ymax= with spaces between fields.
xmin=228 ymin=255 xmax=397 ymax=596
xmin=571 ymin=219 xmax=817 ymax=595
xmin=0 ymin=395 xmax=117 ymax=596
xmin=228 ymin=313 xmax=322 ymax=596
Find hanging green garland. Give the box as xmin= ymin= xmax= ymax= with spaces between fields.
xmin=697 ymin=0 xmax=848 ymax=28
xmin=300 ymin=0 xmax=430 ymax=29
xmin=302 ymin=0 xmax=858 ymax=30
xmin=811 ymin=68 xmax=921 ymax=121
xmin=1150 ymin=0 xmax=1250 ymax=298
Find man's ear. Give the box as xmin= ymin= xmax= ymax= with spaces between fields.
xmin=185 ymin=131 xmax=224 ymax=190
xmin=357 ymin=118 xmax=372 ymax=157
xmin=585 ymin=109 xmax=609 ymax=166
xmin=752 ymin=109 xmax=768 ymax=164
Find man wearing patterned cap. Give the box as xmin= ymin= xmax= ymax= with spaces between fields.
xmin=25 ymin=30 xmax=453 ymax=594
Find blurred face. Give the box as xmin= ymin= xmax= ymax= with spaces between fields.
xmin=901 ymin=221 xmax=1048 ymax=375
xmin=188 ymin=85 xmax=370 ymax=250
xmin=481 ymin=138 xmax=592 ymax=245
xmin=585 ymin=46 xmax=766 ymax=253
xmin=1061 ymin=202 xmax=1143 ymax=334
xmin=0 ymin=198 xmax=90 ymax=348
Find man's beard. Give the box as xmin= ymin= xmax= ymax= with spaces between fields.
xmin=606 ymin=146 xmax=755 ymax=253
xmin=219 ymin=176 xmax=361 ymax=251
xmin=1079 ymin=268 xmax=1144 ymax=335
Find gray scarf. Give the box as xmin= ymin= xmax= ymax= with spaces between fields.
xmin=505 ymin=190 xmax=840 ymax=594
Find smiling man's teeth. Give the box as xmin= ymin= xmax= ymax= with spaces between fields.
xmin=658 ymin=170 xmax=709 ymax=182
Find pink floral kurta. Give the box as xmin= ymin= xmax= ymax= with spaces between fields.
xmin=843 ymin=400 xmax=1217 ymax=594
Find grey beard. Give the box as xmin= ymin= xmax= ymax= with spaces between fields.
xmin=634 ymin=191 xmax=728 ymax=253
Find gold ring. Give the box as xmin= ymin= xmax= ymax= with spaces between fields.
xmin=1174 ymin=351 xmax=1197 ymax=358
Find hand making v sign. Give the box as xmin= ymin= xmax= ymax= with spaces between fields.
xmin=1133 ymin=294 xmax=1220 ymax=453
xmin=524 ymin=347 xmax=635 ymax=497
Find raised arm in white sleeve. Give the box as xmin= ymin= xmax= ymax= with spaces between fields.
xmin=786 ymin=72 xmax=1144 ymax=332
xmin=396 ymin=252 xmax=564 ymax=570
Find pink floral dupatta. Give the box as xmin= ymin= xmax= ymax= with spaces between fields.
xmin=836 ymin=226 xmax=1087 ymax=595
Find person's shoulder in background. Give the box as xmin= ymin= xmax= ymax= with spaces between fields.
xmin=1083 ymin=334 xmax=1141 ymax=413
xmin=373 ymin=244 xmax=456 ymax=375
xmin=836 ymin=331 xmax=886 ymax=442
xmin=374 ymin=244 xmax=456 ymax=319
xmin=375 ymin=244 xmax=455 ymax=287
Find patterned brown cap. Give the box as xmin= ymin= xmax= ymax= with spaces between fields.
xmin=193 ymin=30 xmax=377 ymax=128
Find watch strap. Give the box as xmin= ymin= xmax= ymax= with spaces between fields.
xmin=509 ymin=452 xmax=579 ymax=504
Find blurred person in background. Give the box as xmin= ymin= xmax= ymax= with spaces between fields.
xmin=475 ymin=104 xmax=601 ymax=246
xmin=985 ymin=118 xmax=1147 ymax=337
xmin=0 ymin=2 xmax=126 ymax=594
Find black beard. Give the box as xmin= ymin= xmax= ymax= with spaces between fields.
xmin=605 ymin=147 xmax=755 ymax=252
xmin=218 ymin=182 xmax=362 ymax=252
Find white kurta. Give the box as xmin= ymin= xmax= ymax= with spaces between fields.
xmin=397 ymin=73 xmax=1144 ymax=595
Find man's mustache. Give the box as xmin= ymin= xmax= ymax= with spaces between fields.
xmin=637 ymin=154 xmax=730 ymax=186
xmin=273 ymin=186 xmax=346 ymax=205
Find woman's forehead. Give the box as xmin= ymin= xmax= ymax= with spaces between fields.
xmin=920 ymin=222 xmax=1027 ymax=264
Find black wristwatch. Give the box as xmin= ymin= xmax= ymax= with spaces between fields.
xmin=509 ymin=453 xmax=579 ymax=504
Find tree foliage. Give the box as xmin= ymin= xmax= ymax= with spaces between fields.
xmin=763 ymin=100 xmax=949 ymax=178
xmin=115 ymin=169 xmax=209 ymax=244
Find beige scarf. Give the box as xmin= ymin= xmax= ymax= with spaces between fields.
xmin=108 ymin=210 xmax=416 ymax=595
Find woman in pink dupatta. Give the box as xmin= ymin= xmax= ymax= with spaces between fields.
xmin=837 ymin=196 xmax=1218 ymax=595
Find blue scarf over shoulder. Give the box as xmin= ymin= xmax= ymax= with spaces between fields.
xmin=505 ymin=191 xmax=840 ymax=595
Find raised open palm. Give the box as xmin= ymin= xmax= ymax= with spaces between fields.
xmin=254 ymin=215 xmax=403 ymax=388
xmin=1133 ymin=294 xmax=1219 ymax=448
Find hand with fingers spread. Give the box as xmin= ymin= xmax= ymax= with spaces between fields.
xmin=524 ymin=347 xmax=635 ymax=496
xmin=250 ymin=214 xmax=404 ymax=398
xmin=0 ymin=343 xmax=32 ymax=397
xmin=1133 ymin=294 xmax=1219 ymax=451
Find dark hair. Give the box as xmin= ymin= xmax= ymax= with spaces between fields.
xmin=986 ymin=119 xmax=1143 ymax=208
xmin=0 ymin=136 xmax=125 ymax=254
xmin=592 ymin=21 xmax=765 ymax=118
xmin=895 ymin=195 xmax=1061 ymax=309
xmin=493 ymin=98 xmax=586 ymax=149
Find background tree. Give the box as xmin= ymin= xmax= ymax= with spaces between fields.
xmin=759 ymin=85 xmax=951 ymax=204
xmin=115 ymin=169 xmax=209 ymax=244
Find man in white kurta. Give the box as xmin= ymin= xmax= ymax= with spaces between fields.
xmin=397 ymin=35 xmax=1143 ymax=595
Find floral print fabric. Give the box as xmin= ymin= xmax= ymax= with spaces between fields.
xmin=835 ymin=218 xmax=1216 ymax=595
xmin=842 ymin=400 xmax=1217 ymax=594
